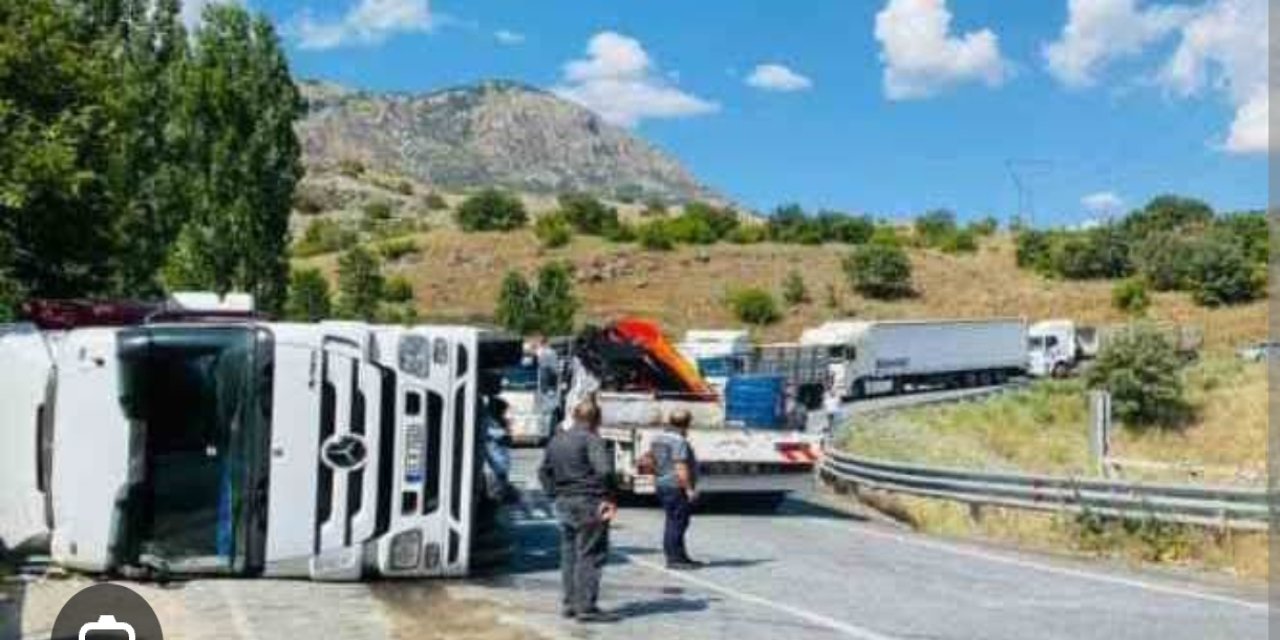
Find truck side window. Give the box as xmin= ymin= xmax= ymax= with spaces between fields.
xmin=1046 ymin=336 xmax=1059 ymax=348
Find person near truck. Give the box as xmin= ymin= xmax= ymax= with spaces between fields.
xmin=538 ymin=399 xmax=619 ymax=623
xmin=650 ymin=409 xmax=703 ymax=569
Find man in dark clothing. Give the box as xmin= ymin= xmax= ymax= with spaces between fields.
xmin=650 ymin=409 xmax=701 ymax=569
xmin=538 ymin=400 xmax=618 ymax=623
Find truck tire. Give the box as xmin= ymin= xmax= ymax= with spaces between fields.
xmin=1052 ymin=362 xmax=1069 ymax=379
xmin=850 ymin=380 xmax=866 ymax=400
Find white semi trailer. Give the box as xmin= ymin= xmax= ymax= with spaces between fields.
xmin=800 ymin=319 xmax=1027 ymax=399
xmin=0 ymin=302 xmax=521 ymax=581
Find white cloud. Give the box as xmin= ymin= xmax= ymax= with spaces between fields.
xmin=1159 ymin=0 xmax=1267 ymax=153
xmin=1082 ymin=191 xmax=1125 ymax=215
xmin=494 ymin=29 xmax=525 ymax=45
xmin=182 ymin=0 xmax=242 ymax=30
xmin=293 ymin=0 xmax=433 ymax=50
xmin=745 ymin=63 xmax=813 ymax=92
xmin=873 ymin=0 xmax=1009 ymax=100
xmin=1043 ymin=0 xmax=1191 ymax=88
xmin=552 ymin=31 xmax=719 ymax=127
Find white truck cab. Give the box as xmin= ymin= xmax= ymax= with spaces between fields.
xmin=1 ymin=311 xmax=520 ymax=581
xmin=1027 ymin=320 xmax=1099 ymax=377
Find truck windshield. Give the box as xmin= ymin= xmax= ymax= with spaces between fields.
xmin=117 ymin=326 xmax=272 ymax=574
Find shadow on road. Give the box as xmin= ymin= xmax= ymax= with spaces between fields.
xmin=609 ymin=595 xmax=711 ymax=618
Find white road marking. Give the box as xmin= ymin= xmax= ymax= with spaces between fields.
xmin=793 ymin=515 xmax=1267 ymax=613
xmin=625 ymin=555 xmax=903 ymax=640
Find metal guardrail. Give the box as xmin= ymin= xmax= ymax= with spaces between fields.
xmin=820 ymin=449 xmax=1270 ymax=531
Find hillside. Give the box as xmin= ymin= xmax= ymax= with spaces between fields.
xmin=299 ymin=229 xmax=1265 ymax=352
xmin=297 ymin=80 xmax=714 ymax=204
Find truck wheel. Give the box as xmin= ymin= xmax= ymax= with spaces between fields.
xmin=851 ymin=380 xmax=865 ymax=400
xmin=1052 ymin=363 xmax=1069 ymax=379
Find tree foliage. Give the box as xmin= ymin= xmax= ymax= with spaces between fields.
xmin=1086 ymin=325 xmax=1188 ymax=429
xmin=557 ymin=192 xmax=618 ymax=235
xmin=1187 ymin=233 xmax=1261 ymax=306
xmin=285 ymin=268 xmax=332 ymax=321
xmin=336 ymin=245 xmax=384 ymax=320
xmin=495 ymin=270 xmax=536 ymax=335
xmin=1111 ymin=278 xmax=1150 ymax=315
xmin=782 ymin=270 xmax=809 ymax=307
xmin=494 ymin=262 xmax=579 ymax=335
xmin=844 ymin=243 xmax=914 ymax=299
xmin=727 ymin=288 xmax=781 ymax=326
xmin=534 ymin=213 xmax=573 ymax=248
xmin=455 ymin=188 xmax=527 ymax=231
xmin=0 ymin=0 xmax=301 ymax=311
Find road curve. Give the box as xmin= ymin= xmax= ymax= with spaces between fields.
xmin=500 ymin=450 xmax=1264 ymax=640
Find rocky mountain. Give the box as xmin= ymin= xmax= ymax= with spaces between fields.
xmin=297 ymin=80 xmax=715 ymax=203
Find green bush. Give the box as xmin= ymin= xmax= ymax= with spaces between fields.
xmin=423 ymin=192 xmax=449 ymax=211
xmin=532 ymin=262 xmax=579 ymax=335
xmin=456 ymin=189 xmax=528 ymax=231
xmin=1214 ymin=211 xmax=1268 ymax=265
xmin=727 ymin=225 xmax=767 ymax=244
xmin=844 ymin=243 xmax=914 ymax=299
xmin=1132 ymin=231 xmax=1196 ymax=291
xmin=1122 ymin=194 xmax=1214 ymax=238
xmin=914 ymin=209 xmax=958 ymax=247
xmin=819 ymin=212 xmax=876 ymax=244
xmin=1111 ymin=278 xmax=1150 ymax=315
xmin=603 ymin=221 xmax=637 ymax=243
xmin=1015 ymin=230 xmax=1054 ymax=271
xmin=285 ymin=268 xmax=332 ymax=322
xmin=363 ymin=199 xmax=394 ymax=222
xmin=782 ymin=270 xmax=809 ymax=306
xmin=969 ymin=216 xmax=999 ymax=236
xmin=638 ymin=220 xmax=675 ymax=251
xmin=727 ymin=288 xmax=781 ymax=326
xmin=1187 ymin=234 xmax=1260 ymax=307
xmin=665 ymin=214 xmax=718 ymax=245
xmin=681 ymin=201 xmax=739 ymax=239
xmin=377 ymin=237 xmax=419 ymax=261
xmin=557 ymin=192 xmax=619 ymax=235
xmin=495 ymin=271 xmax=537 ymax=335
xmin=382 ymin=274 xmax=415 ymax=303
xmin=1086 ymin=325 xmax=1188 ymax=429
xmin=1049 ymin=225 xmax=1132 ymax=279
xmin=534 ymin=214 xmax=573 ymax=248
xmin=939 ymin=229 xmax=978 ymax=254
xmin=336 ymin=246 xmax=384 ymax=321
xmin=868 ymin=225 xmax=903 ymax=247
xmin=294 ymin=219 xmax=358 ymax=257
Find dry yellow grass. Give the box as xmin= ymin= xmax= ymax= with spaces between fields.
xmin=301 ymin=230 xmax=1266 ymax=352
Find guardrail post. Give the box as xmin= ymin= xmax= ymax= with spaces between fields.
xmin=1089 ymin=391 xmax=1112 ymax=476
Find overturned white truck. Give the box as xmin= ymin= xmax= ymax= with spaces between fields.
xmin=0 ymin=297 xmax=521 ymax=580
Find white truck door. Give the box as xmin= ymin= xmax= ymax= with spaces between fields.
xmin=0 ymin=324 xmax=54 ymax=551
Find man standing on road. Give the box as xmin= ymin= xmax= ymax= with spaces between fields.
xmin=651 ymin=409 xmax=702 ymax=570
xmin=538 ymin=400 xmax=619 ymax=623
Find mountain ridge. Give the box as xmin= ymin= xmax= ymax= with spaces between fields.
xmin=297 ymin=79 xmax=717 ymax=204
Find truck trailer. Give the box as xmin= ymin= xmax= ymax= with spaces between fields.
xmin=0 ymin=296 xmax=521 ymax=581
xmin=800 ymin=318 xmax=1027 ymax=399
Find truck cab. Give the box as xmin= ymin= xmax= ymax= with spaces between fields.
xmin=1027 ymin=320 xmax=1098 ymax=377
xmin=1 ymin=304 xmax=520 ymax=580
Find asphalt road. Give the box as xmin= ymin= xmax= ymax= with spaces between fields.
xmin=497 ymin=449 xmax=1266 ymax=640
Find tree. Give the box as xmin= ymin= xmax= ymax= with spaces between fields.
xmin=532 ymin=262 xmax=579 ymax=335
xmin=682 ymin=201 xmax=739 ymax=239
xmin=728 ymin=288 xmax=781 ymax=326
xmin=293 ymin=219 xmax=358 ymax=257
xmin=1086 ymin=325 xmax=1188 ymax=428
xmin=336 ymin=246 xmax=384 ymax=320
xmin=382 ymin=274 xmax=414 ymax=303
xmin=162 ymin=5 xmax=303 ymax=313
xmin=939 ymin=229 xmax=978 ymax=254
xmin=1015 ymin=230 xmax=1054 ymax=271
xmin=782 ymin=270 xmax=809 ymax=306
xmin=819 ymin=212 xmax=875 ymax=244
xmin=844 ymin=243 xmax=914 ymax=299
xmin=422 ymin=191 xmax=449 ymax=211
xmin=557 ymin=192 xmax=618 ymax=235
xmin=535 ymin=214 xmax=573 ymax=248
xmin=455 ymin=188 xmax=527 ymax=231
xmin=1049 ymin=225 xmax=1132 ymax=280
xmin=495 ymin=271 xmax=536 ymax=335
xmin=1132 ymin=231 xmax=1196 ymax=291
xmin=285 ymin=268 xmax=332 ymax=321
xmin=1111 ymin=278 xmax=1150 ymax=315
xmin=1123 ymin=195 xmax=1214 ymax=238
xmin=768 ymin=204 xmax=822 ymax=244
xmin=1187 ymin=234 xmax=1260 ymax=307
xmin=665 ymin=214 xmax=718 ymax=244
xmin=969 ymin=216 xmax=999 ymax=236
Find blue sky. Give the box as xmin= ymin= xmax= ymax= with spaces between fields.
xmin=231 ymin=0 xmax=1267 ymax=226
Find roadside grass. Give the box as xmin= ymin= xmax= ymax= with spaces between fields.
xmin=864 ymin=494 xmax=1268 ymax=581
xmin=837 ymin=355 xmax=1267 ymax=581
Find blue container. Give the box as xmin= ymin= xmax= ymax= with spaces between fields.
xmin=724 ymin=374 xmax=787 ymax=429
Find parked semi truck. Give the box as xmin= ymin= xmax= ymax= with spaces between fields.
xmin=800 ymin=319 xmax=1027 ymax=400
xmin=678 ymin=330 xmax=829 ymax=410
xmin=1027 ymin=319 xmax=1202 ymax=377
xmin=568 ymin=320 xmax=821 ymax=503
xmin=0 ymin=295 xmax=521 ymax=581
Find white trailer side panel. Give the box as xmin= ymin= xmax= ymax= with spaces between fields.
xmin=860 ymin=319 xmax=1026 ymax=378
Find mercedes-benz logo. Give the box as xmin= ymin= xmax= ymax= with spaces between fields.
xmin=321 ymin=434 xmax=368 ymax=471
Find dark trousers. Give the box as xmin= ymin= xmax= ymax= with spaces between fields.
xmin=555 ymin=495 xmax=610 ymax=613
xmin=656 ymin=486 xmax=693 ymax=563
